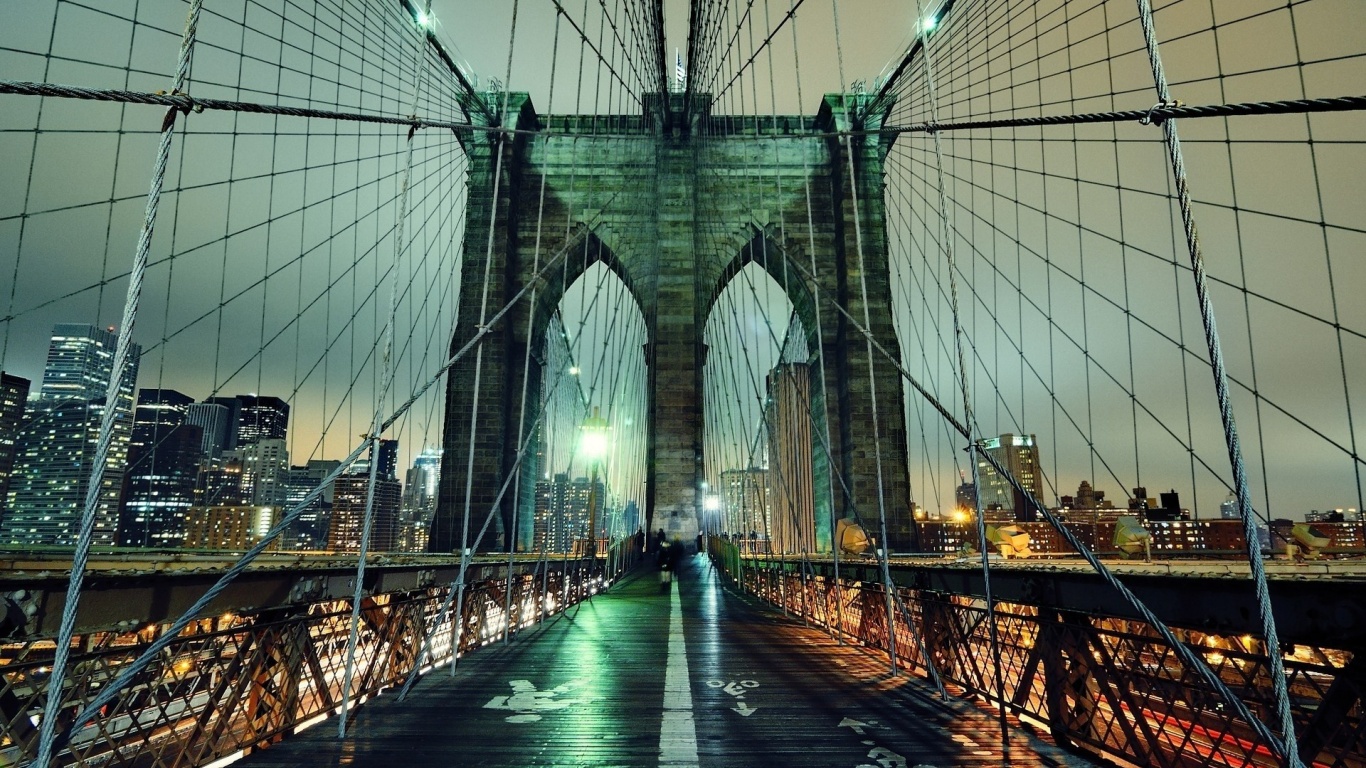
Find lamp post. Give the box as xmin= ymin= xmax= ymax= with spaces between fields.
xmin=579 ymin=406 xmax=611 ymax=563
xmin=703 ymin=494 xmax=721 ymax=546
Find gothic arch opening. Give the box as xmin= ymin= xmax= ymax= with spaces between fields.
xmin=702 ymin=262 xmax=828 ymax=555
xmin=524 ymin=262 xmax=649 ymax=553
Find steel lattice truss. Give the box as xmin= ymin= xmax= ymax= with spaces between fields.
xmin=0 ymin=558 xmax=621 ymax=767
xmin=733 ymin=549 xmax=1364 ymax=768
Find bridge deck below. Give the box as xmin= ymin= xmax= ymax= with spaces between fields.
xmin=241 ymin=555 xmax=1092 ymax=767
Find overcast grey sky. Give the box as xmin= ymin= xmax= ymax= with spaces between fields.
xmin=2 ymin=0 xmax=1363 ymax=521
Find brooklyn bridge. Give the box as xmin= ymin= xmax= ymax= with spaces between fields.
xmin=0 ymin=0 xmax=1363 ymax=766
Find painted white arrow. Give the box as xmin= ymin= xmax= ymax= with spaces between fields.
xmin=838 ymin=717 xmax=871 ymax=735
xmin=732 ymin=701 xmax=757 ymax=716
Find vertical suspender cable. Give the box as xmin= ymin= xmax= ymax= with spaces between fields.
xmin=337 ymin=435 xmax=382 ymax=737
xmin=499 ymin=0 xmax=528 ymax=646
xmin=830 ymin=0 xmax=900 ymax=677
xmin=33 ymin=3 xmax=204 ymax=765
xmin=399 ymin=366 xmax=576 ymax=700
xmin=338 ymin=2 xmax=432 ymax=735
xmin=841 ymin=128 xmax=899 ymax=676
xmin=450 ymin=25 xmax=519 ymax=677
xmin=1133 ymin=2 xmax=1302 ymax=765
xmin=909 ymin=0 xmax=1011 ymax=755
xmin=790 ymin=0 xmax=842 ymax=645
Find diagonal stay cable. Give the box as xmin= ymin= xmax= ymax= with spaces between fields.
xmin=52 ymin=201 xmax=618 ymax=749
xmin=34 ymin=3 xmax=206 ymax=765
xmin=778 ymin=238 xmax=1292 ymax=758
xmin=1133 ymin=0 xmax=1301 ymax=763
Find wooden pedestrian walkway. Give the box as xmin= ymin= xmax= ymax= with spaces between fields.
xmin=241 ymin=555 xmax=1095 ymax=767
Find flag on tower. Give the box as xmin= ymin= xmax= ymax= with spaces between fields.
xmin=675 ymin=49 xmax=685 ymax=91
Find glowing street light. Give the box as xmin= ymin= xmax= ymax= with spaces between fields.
xmin=579 ymin=407 xmax=611 ymax=561
xmin=702 ymin=495 xmax=722 ymax=537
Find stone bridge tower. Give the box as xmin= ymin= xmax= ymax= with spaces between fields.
xmin=431 ymin=93 xmax=916 ymax=554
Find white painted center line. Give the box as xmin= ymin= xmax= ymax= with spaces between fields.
xmin=659 ymin=578 xmax=699 ymax=767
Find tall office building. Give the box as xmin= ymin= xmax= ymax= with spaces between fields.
xmin=198 ymin=394 xmax=289 ymax=449
xmin=721 ymin=467 xmax=768 ymax=538
xmin=235 ymin=395 xmax=289 ymax=445
xmin=1220 ymin=495 xmax=1238 ymax=520
xmin=195 ymin=457 xmax=248 ymax=507
xmin=282 ymin=459 xmax=340 ymax=550
xmin=975 ymin=433 xmax=1044 ymax=523
xmin=532 ymin=473 xmax=603 ymax=553
xmin=119 ymin=389 xmax=203 ymax=547
xmin=119 ymin=424 xmax=203 ymax=547
xmin=327 ymin=475 xmax=401 ymax=552
xmin=185 ymin=402 xmax=232 ymax=457
xmin=184 ymin=505 xmax=280 ymax=550
xmin=764 ymin=363 xmax=814 ymax=554
xmin=200 ymin=397 xmax=242 ymax=450
xmin=398 ymin=447 xmax=441 ymax=551
xmin=2 ymin=325 xmax=139 ymax=547
xmin=0 ymin=373 xmax=31 ymax=511
xmin=228 ymin=437 xmax=289 ymax=506
xmin=129 ymin=389 xmax=193 ymax=446
xmin=351 ymin=438 xmax=399 ymax=481
xmin=37 ymin=324 xmax=131 ymax=402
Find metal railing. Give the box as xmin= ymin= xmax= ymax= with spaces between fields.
xmin=711 ymin=537 xmax=1364 ymax=768
xmin=0 ymin=543 xmax=639 ymax=767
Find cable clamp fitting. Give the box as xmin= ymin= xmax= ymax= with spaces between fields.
xmin=1140 ymin=99 xmax=1184 ymax=126
xmin=157 ymin=89 xmax=199 ymax=131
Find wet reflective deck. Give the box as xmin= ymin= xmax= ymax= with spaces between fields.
xmin=242 ymin=556 xmax=1095 ymax=768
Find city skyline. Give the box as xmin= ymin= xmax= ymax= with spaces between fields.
xmin=0 ymin=322 xmax=452 ymax=550
xmin=3 ymin=317 xmax=1360 ymax=536
xmin=0 ymin=1 xmax=1361 ymax=539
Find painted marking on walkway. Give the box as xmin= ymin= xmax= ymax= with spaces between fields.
xmin=483 ymin=679 xmax=585 ymax=723
xmin=659 ymin=578 xmax=698 ymax=767
xmin=705 ymin=678 xmax=760 ymax=698
xmin=866 ymin=746 xmax=908 ymax=768
xmin=839 ymin=716 xmax=872 ymax=735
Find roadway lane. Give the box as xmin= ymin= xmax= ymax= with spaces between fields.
xmin=239 ymin=554 xmax=1097 ymax=767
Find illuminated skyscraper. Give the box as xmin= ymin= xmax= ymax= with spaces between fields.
xmin=282 ymin=459 xmax=340 ymax=550
xmin=351 ymin=439 xmax=399 ymax=482
xmin=721 ymin=467 xmax=768 ymax=539
xmin=0 ymin=372 xmax=31 ymax=512
xmin=398 ymin=446 xmax=441 ymax=550
xmin=228 ymin=438 xmax=290 ymax=507
xmin=201 ymin=394 xmax=289 ymax=449
xmin=234 ymin=395 xmax=290 ymax=446
xmin=2 ymin=325 xmax=139 ymax=547
xmin=327 ymin=474 xmax=401 ymax=552
xmin=976 ymin=433 xmax=1044 ymax=523
xmin=532 ymin=473 xmax=603 ymax=553
xmin=765 ymin=363 xmax=814 ymax=554
xmin=185 ymin=402 xmax=232 ymax=456
xmin=118 ymin=389 xmax=203 ymax=547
